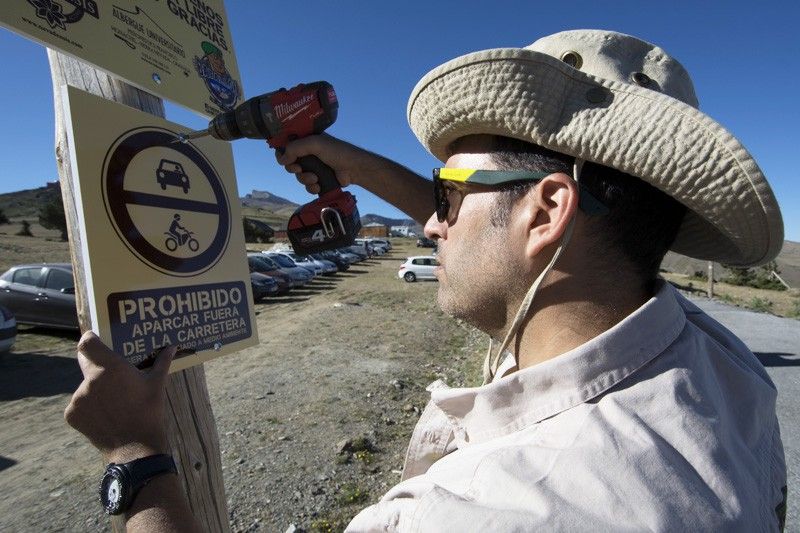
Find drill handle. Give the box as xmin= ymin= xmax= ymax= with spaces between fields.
xmin=297 ymin=155 xmax=341 ymax=195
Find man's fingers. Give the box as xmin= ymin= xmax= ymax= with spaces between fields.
xmin=284 ymin=164 xmax=302 ymax=174
xmin=297 ymin=172 xmax=319 ymax=186
xmin=150 ymin=344 xmax=178 ymax=381
xmin=76 ymin=331 xmax=121 ymax=373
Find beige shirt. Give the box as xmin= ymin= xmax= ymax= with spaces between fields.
xmin=348 ymin=282 xmax=786 ymax=532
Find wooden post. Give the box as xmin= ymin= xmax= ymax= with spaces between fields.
xmin=48 ymin=50 xmax=230 ymax=532
xmin=707 ymin=261 xmax=714 ymax=298
xmin=771 ymin=270 xmax=792 ymax=291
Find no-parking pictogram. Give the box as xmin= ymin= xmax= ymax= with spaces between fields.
xmin=102 ymin=127 xmax=231 ymax=277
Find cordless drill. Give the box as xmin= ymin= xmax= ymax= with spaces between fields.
xmin=178 ymin=81 xmax=360 ymax=254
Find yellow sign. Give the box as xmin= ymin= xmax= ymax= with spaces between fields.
xmin=1 ymin=0 xmax=242 ymax=117
xmin=63 ymin=85 xmax=257 ymax=372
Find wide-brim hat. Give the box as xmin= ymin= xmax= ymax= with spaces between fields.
xmin=407 ymin=29 xmax=783 ymax=266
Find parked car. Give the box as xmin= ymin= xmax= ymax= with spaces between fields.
xmin=311 ymin=252 xmax=347 ymax=273
xmin=416 ymin=237 xmax=437 ymax=248
xmin=0 ymin=263 xmax=79 ymax=329
xmin=336 ymin=248 xmax=363 ymax=264
xmin=369 ymin=238 xmax=392 ymax=251
xmin=0 ymin=304 xmax=16 ymax=353
xmin=264 ymin=252 xmax=315 ymax=284
xmin=398 ymin=256 xmax=439 ymax=282
xmin=355 ymin=239 xmax=384 ymax=256
xmin=360 ymin=239 xmax=388 ymax=255
xmin=247 ymin=255 xmax=295 ymax=294
xmin=281 ymin=252 xmax=324 ymax=276
xmin=289 ymin=252 xmax=338 ymax=275
xmin=343 ymin=246 xmax=368 ymax=261
xmin=250 ymin=272 xmax=278 ymax=301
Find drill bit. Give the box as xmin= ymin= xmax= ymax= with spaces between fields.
xmin=174 ymin=128 xmax=210 ymax=143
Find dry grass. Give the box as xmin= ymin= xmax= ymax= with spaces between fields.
xmin=0 ymin=224 xmax=71 ymax=272
xmin=661 ymin=271 xmax=799 ymax=319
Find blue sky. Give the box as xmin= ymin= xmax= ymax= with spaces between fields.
xmin=1 ymin=1 xmax=797 ymax=241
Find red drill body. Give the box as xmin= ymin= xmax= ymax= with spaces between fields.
xmin=183 ymin=82 xmax=360 ymax=254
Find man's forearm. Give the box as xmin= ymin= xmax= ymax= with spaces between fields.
xmin=125 ymin=474 xmax=199 ymax=533
xmin=278 ymin=135 xmax=435 ymax=225
xmin=348 ymin=153 xmax=434 ymax=226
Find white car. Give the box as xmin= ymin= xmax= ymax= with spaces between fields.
xmin=0 ymin=305 xmax=17 ymax=353
xmin=283 ymin=252 xmax=324 ymax=276
xmin=398 ymin=256 xmax=439 ymax=282
xmin=355 ymin=239 xmax=387 ymax=256
xmin=370 ymin=238 xmax=392 ymax=251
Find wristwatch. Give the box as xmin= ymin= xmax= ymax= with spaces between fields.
xmin=99 ymin=454 xmax=177 ymax=515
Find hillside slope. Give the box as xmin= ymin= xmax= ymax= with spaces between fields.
xmin=661 ymin=241 xmax=800 ymax=288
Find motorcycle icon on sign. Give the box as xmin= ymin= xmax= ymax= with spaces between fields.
xmin=164 ymin=214 xmax=199 ymax=252
xmin=156 ymin=159 xmax=190 ymax=194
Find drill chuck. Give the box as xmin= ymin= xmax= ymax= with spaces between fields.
xmin=208 ymin=95 xmax=280 ymax=141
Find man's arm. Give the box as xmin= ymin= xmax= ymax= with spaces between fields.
xmin=276 ymin=134 xmax=435 ymax=225
xmin=65 ymin=333 xmax=200 ymax=532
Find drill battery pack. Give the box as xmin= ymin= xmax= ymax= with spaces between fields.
xmin=287 ymin=189 xmax=361 ymax=255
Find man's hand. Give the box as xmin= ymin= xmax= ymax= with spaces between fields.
xmin=276 ymin=133 xmax=385 ymax=194
xmin=65 ymin=332 xmax=177 ymax=464
xmin=275 ymin=133 xmax=435 ymax=224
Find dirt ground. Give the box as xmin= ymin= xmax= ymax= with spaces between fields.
xmin=0 ymin=239 xmax=485 ymax=532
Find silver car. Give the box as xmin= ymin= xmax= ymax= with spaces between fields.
xmin=0 ymin=263 xmax=79 ymax=329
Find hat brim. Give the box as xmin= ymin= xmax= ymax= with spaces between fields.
xmin=407 ymin=48 xmax=783 ymax=266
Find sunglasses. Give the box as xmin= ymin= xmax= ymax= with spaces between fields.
xmin=432 ymin=168 xmax=609 ymax=223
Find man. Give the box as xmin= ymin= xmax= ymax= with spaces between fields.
xmin=66 ymin=30 xmax=786 ymax=531
xmin=167 ymin=213 xmax=189 ymax=246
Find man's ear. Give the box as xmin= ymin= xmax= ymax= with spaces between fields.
xmin=518 ymin=173 xmax=579 ymax=259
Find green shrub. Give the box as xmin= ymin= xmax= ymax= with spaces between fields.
xmin=718 ymin=293 xmax=738 ymax=305
xmin=38 ymin=196 xmax=67 ymax=241
xmin=788 ymin=300 xmax=800 ymax=319
xmin=722 ymin=262 xmax=786 ymax=291
xmin=689 ymin=270 xmax=708 ymax=281
xmin=748 ymin=297 xmax=773 ymax=313
xmin=15 ymin=220 xmax=32 ymax=237
xmin=336 ymin=483 xmax=369 ymax=506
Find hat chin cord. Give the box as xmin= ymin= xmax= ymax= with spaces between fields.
xmin=482 ymin=158 xmax=585 ymax=385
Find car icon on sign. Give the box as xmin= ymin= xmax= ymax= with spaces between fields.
xmin=156 ymin=159 xmax=190 ymax=194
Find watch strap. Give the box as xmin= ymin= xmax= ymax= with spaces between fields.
xmin=124 ymin=454 xmax=177 ymax=493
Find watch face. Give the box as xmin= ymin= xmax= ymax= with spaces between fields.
xmin=107 ymin=479 xmax=121 ymax=503
xmin=99 ymin=470 xmax=126 ymax=515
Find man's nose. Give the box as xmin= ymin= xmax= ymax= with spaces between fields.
xmin=424 ymin=212 xmax=446 ymax=241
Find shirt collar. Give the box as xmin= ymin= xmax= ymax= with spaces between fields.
xmin=430 ymin=281 xmax=687 ymax=444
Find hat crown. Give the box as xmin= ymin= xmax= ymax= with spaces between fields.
xmin=528 ymin=30 xmax=699 ymax=108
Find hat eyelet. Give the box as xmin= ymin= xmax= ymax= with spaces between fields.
xmin=561 ymin=51 xmax=583 ymax=69
xmin=631 ymin=72 xmax=651 ymax=87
